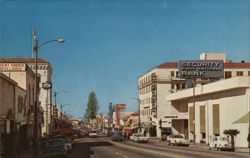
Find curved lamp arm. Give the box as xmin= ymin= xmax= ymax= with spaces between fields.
xmin=39 ymin=39 xmax=65 ymax=49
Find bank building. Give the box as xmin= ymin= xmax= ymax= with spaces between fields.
xmin=138 ymin=53 xmax=250 ymax=147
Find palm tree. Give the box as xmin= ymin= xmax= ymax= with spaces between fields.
xmin=223 ymin=129 xmax=240 ymax=151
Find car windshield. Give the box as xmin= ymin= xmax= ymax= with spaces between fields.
xmin=172 ymin=135 xmax=183 ymax=138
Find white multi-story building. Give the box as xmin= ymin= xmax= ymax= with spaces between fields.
xmin=0 ymin=58 xmax=53 ymax=136
xmin=138 ymin=53 xmax=250 ymax=137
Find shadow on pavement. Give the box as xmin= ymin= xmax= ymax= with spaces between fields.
xmin=68 ymin=141 xmax=113 ymax=158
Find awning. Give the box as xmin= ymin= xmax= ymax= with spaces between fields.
xmin=233 ymin=112 xmax=250 ymax=124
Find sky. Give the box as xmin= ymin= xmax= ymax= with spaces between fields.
xmin=0 ymin=0 xmax=249 ymax=118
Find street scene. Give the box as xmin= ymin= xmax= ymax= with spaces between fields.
xmin=0 ymin=0 xmax=250 ymax=158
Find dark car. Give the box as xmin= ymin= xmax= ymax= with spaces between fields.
xmin=107 ymin=131 xmax=114 ymax=137
xmin=37 ymin=140 xmax=67 ymax=158
xmin=111 ymin=133 xmax=124 ymax=142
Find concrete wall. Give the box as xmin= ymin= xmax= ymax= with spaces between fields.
xmin=168 ymin=77 xmax=250 ymax=147
xmin=0 ymin=75 xmax=15 ymax=116
xmin=15 ymin=86 xmax=27 ymax=124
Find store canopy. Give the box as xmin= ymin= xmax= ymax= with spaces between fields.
xmin=233 ymin=112 xmax=250 ymax=124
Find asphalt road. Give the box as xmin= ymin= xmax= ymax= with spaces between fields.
xmin=68 ymin=137 xmax=249 ymax=158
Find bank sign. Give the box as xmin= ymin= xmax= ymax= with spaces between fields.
xmin=178 ymin=60 xmax=224 ymax=79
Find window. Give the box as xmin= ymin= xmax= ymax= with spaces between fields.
xmin=200 ymin=106 xmax=205 ymax=133
xmin=171 ymin=83 xmax=174 ymax=89
xmin=225 ymin=71 xmax=232 ymax=79
xmin=213 ymin=104 xmax=220 ymax=135
xmin=236 ymin=71 xmax=243 ymax=76
xmin=176 ymin=71 xmax=179 ymax=78
xmin=171 ymin=71 xmax=174 ymax=77
xmin=176 ymin=83 xmax=180 ymax=90
xmin=182 ymin=83 xmax=186 ymax=89
xmin=248 ymin=71 xmax=250 ymax=76
xmin=189 ymin=107 xmax=194 ymax=133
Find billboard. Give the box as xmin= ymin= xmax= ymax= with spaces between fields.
xmin=178 ymin=60 xmax=224 ymax=79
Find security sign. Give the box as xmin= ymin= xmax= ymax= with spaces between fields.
xmin=178 ymin=60 xmax=224 ymax=79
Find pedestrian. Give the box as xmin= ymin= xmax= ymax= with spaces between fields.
xmin=123 ymin=132 xmax=126 ymax=141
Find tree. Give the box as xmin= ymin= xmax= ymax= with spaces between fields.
xmin=223 ymin=129 xmax=240 ymax=151
xmin=84 ymin=91 xmax=99 ymax=119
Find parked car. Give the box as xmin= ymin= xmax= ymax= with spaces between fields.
xmin=107 ymin=130 xmax=114 ymax=137
xmin=167 ymin=135 xmax=190 ymax=146
xmin=111 ymin=133 xmax=124 ymax=142
xmin=37 ymin=140 xmax=68 ymax=158
xmin=130 ymin=133 xmax=149 ymax=143
xmin=209 ymin=136 xmax=232 ymax=151
xmin=89 ymin=131 xmax=98 ymax=138
xmin=48 ymin=139 xmax=72 ymax=152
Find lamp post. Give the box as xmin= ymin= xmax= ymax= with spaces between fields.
xmin=53 ymin=90 xmax=68 ymax=108
xmin=53 ymin=90 xmax=68 ymax=129
xmin=33 ymin=37 xmax=64 ymax=156
xmin=61 ymin=104 xmax=70 ymax=115
xmin=130 ymin=98 xmax=141 ymax=133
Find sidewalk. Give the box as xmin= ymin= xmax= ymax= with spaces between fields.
xmin=148 ymin=137 xmax=250 ymax=153
xmin=16 ymin=146 xmax=33 ymax=158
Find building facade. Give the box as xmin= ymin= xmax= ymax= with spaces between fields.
xmin=0 ymin=58 xmax=53 ymax=136
xmin=0 ymin=73 xmax=30 ymax=156
xmin=138 ymin=53 xmax=250 ymax=137
xmin=166 ymin=76 xmax=250 ymax=147
xmin=0 ymin=63 xmax=37 ymax=142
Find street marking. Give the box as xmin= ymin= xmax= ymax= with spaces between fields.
xmin=123 ymin=156 xmax=129 ymax=158
xmin=115 ymin=152 xmax=119 ymax=155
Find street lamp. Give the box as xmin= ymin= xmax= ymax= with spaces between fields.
xmin=53 ymin=90 xmax=69 ymax=108
xmin=130 ymin=97 xmax=141 ymax=133
xmin=60 ymin=104 xmax=70 ymax=128
xmin=33 ymin=37 xmax=64 ymax=155
xmin=60 ymin=104 xmax=70 ymax=114
xmin=53 ymin=90 xmax=69 ymax=129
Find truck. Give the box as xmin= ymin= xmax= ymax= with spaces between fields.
xmin=130 ymin=133 xmax=149 ymax=143
xmin=208 ymin=136 xmax=232 ymax=151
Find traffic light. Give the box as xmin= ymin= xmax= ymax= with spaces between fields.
xmin=53 ymin=105 xmax=58 ymax=119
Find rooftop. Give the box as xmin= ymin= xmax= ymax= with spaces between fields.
xmin=0 ymin=57 xmax=49 ymax=63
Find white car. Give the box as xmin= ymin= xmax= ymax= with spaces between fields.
xmin=130 ymin=133 xmax=149 ymax=143
xmin=167 ymin=135 xmax=190 ymax=146
xmin=209 ymin=136 xmax=232 ymax=151
xmin=89 ymin=131 xmax=98 ymax=138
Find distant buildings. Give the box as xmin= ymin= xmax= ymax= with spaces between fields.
xmin=138 ymin=53 xmax=250 ymax=147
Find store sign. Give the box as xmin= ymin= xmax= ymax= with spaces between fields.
xmin=0 ymin=63 xmax=26 ymax=71
xmin=42 ymin=81 xmax=52 ymax=89
xmin=164 ymin=115 xmax=178 ymax=119
xmin=178 ymin=60 xmax=224 ymax=78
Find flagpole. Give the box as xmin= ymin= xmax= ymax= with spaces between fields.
xmin=32 ymin=28 xmax=36 ymax=57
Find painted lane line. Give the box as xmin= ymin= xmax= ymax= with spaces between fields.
xmin=123 ymin=156 xmax=129 ymax=158
xmin=115 ymin=152 xmax=119 ymax=155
